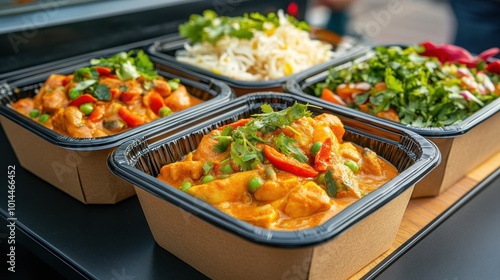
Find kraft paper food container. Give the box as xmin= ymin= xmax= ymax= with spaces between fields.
xmin=147 ymin=34 xmax=370 ymax=96
xmin=0 ymin=57 xmax=233 ymax=204
xmin=284 ymin=50 xmax=500 ymax=198
xmin=108 ymin=93 xmax=439 ymax=279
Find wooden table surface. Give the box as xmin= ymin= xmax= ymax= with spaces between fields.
xmin=350 ymin=151 xmax=500 ymax=279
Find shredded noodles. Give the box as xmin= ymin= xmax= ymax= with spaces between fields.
xmin=176 ymin=10 xmax=346 ymax=81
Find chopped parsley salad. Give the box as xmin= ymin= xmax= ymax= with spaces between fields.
xmin=312 ymin=42 xmax=500 ymax=127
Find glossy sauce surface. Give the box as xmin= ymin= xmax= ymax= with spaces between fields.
xmin=158 ymin=110 xmax=398 ymax=230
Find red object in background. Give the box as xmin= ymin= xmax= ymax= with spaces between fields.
xmin=287 ymin=2 xmax=299 ymax=18
xmin=420 ymin=41 xmax=499 ymax=68
xmin=486 ymin=61 xmax=500 ymax=75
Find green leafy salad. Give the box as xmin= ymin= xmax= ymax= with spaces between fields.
xmin=313 ymin=45 xmax=500 ymax=127
xmin=179 ymin=9 xmax=310 ymax=44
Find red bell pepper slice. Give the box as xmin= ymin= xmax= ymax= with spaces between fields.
xmin=88 ymin=105 xmax=105 ymax=123
xmin=110 ymin=88 xmax=121 ymax=99
xmin=68 ymin=94 xmax=97 ymax=107
xmin=263 ymin=145 xmax=318 ymax=177
xmin=118 ymin=107 xmax=146 ymax=128
xmin=218 ymin=118 xmax=251 ymax=131
xmin=62 ymin=75 xmax=73 ymax=86
xmin=120 ymin=91 xmax=140 ymax=104
xmin=314 ymin=138 xmax=333 ymax=172
xmin=95 ymin=66 xmax=112 ymax=76
xmin=148 ymin=92 xmax=165 ymax=115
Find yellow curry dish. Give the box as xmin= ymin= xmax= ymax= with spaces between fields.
xmin=11 ymin=50 xmax=203 ymax=138
xmin=158 ymin=103 xmax=399 ymax=230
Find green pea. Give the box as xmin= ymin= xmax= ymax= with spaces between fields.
xmin=168 ymin=79 xmax=180 ymax=91
xmin=344 ymin=160 xmax=359 ymax=173
xmin=79 ymin=103 xmax=94 ymax=115
xmin=202 ymin=175 xmax=214 ymax=183
xmin=310 ymin=142 xmax=322 ymax=157
xmin=248 ymin=176 xmax=263 ymax=193
xmin=68 ymin=88 xmax=81 ymax=100
xmin=29 ymin=109 xmax=40 ymax=118
xmin=180 ymin=182 xmax=192 ymax=192
xmin=39 ymin=114 xmax=50 ymax=124
xmin=221 ymin=164 xmax=233 ymax=174
xmin=159 ymin=106 xmax=172 ymax=118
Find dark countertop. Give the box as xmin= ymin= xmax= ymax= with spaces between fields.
xmin=0 ymin=125 xmax=208 ymax=280
xmin=2 ymin=122 xmax=500 ymax=279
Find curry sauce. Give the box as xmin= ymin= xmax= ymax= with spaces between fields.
xmin=158 ymin=104 xmax=398 ymax=230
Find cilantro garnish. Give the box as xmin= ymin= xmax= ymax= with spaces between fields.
xmin=73 ymin=67 xmax=99 ymax=82
xmin=212 ymin=103 xmax=312 ymax=171
xmin=275 ymin=133 xmax=308 ymax=163
xmin=89 ymin=50 xmax=158 ymax=81
xmin=202 ymin=161 xmax=214 ymax=176
xmin=251 ymin=103 xmax=311 ymax=133
xmin=71 ymin=50 xmax=158 ymax=101
xmin=179 ymin=10 xmax=310 ymax=44
xmin=212 ymin=126 xmax=234 ymax=153
xmin=93 ymin=84 xmax=111 ymax=101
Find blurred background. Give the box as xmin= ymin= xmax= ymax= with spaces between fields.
xmin=3 ymin=0 xmax=499 ymax=75
xmin=306 ymin=0 xmax=453 ymax=45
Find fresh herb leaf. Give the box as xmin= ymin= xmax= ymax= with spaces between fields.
xmin=384 ymin=68 xmax=404 ymax=92
xmin=212 ymin=103 xmax=312 ymax=171
xmin=212 ymin=127 xmax=234 ymax=153
xmin=252 ymin=103 xmax=312 ymax=133
xmin=93 ymin=84 xmax=111 ymax=101
xmin=275 ymin=133 xmax=308 ymax=163
xmin=90 ymin=50 xmax=158 ymax=81
xmin=179 ymin=9 xmax=310 ymax=44
xmin=73 ymin=67 xmax=99 ymax=82
xmin=212 ymin=136 xmax=233 ymax=153
xmin=117 ymin=60 xmax=140 ymax=81
xmin=74 ymin=80 xmax=96 ymax=91
xmin=230 ymin=140 xmax=261 ymax=171
xmin=135 ymin=50 xmax=158 ymax=80
xmin=202 ymin=161 xmax=213 ymax=176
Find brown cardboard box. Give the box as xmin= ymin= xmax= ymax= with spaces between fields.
xmin=135 ymin=185 xmax=413 ymax=280
xmin=1 ymin=115 xmax=134 ymax=203
xmin=108 ymin=93 xmax=440 ymax=279
xmin=411 ymin=112 xmax=500 ymax=197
